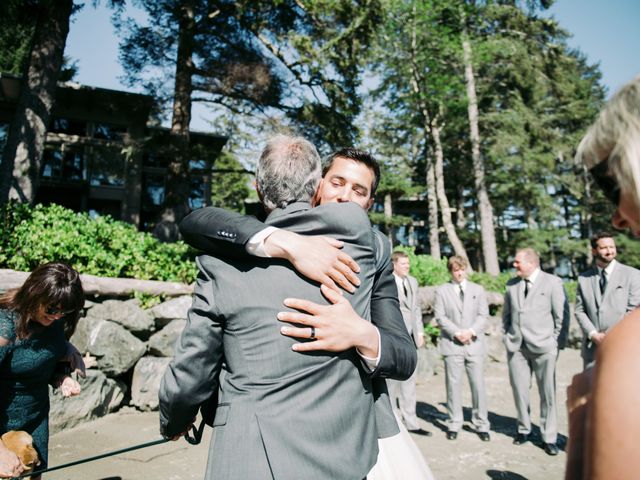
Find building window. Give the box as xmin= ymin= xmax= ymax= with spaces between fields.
xmin=93 ymin=122 xmax=127 ymax=141
xmin=189 ymin=158 xmax=209 ymax=209
xmin=142 ymin=171 xmax=165 ymax=207
xmin=88 ymin=146 xmax=124 ymax=187
xmin=88 ymin=199 xmax=121 ymax=220
xmin=0 ymin=123 xmax=9 ymax=152
xmin=41 ymin=147 xmax=85 ymax=181
xmin=50 ymin=117 xmax=87 ymax=136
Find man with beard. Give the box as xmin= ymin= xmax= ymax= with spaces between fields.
xmin=575 ymin=231 xmax=640 ymax=369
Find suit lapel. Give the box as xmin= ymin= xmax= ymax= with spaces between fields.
xmin=591 ymin=269 xmax=602 ymax=307
xmin=451 ymin=282 xmax=463 ymax=313
xmin=516 ymin=279 xmax=524 ymax=309
xmin=602 ymin=265 xmax=620 ymax=303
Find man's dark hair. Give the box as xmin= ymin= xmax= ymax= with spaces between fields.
xmin=322 ymin=147 xmax=381 ymax=196
xmin=590 ymin=231 xmax=615 ymax=249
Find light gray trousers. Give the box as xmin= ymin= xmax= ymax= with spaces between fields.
xmin=443 ymin=353 xmax=490 ymax=433
xmin=507 ymin=347 xmax=558 ymax=443
xmin=387 ymin=368 xmax=419 ymax=431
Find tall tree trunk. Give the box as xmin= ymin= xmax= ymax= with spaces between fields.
xmin=383 ymin=192 xmax=396 ymax=245
xmin=461 ymin=18 xmax=500 ymax=275
xmin=431 ymin=119 xmax=469 ymax=265
xmin=455 ymin=185 xmax=466 ymax=231
xmin=408 ymin=1 xmax=440 ymax=258
xmin=155 ymin=1 xmax=195 ymax=241
xmin=0 ymin=0 xmax=73 ymax=204
xmin=426 ymin=156 xmax=440 ymax=259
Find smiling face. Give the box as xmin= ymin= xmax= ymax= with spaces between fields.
xmin=513 ymin=251 xmax=537 ymax=279
xmin=34 ymin=304 xmax=70 ymax=327
xmin=393 ymin=256 xmax=411 ymax=278
xmin=316 ymin=156 xmax=375 ymax=210
xmin=592 ymin=236 xmax=617 ymax=267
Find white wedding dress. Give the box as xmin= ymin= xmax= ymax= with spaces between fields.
xmin=368 ymin=412 xmax=435 ymax=480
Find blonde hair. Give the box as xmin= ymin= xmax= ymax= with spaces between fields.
xmin=575 ymin=75 xmax=640 ymax=209
xmin=447 ymin=255 xmax=468 ymax=272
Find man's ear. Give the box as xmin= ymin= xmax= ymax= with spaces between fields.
xmin=366 ymin=197 xmax=374 ymax=210
xmin=312 ymin=179 xmax=324 ymax=207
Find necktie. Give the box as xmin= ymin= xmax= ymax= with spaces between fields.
xmin=459 ymin=285 xmax=464 ymax=302
xmin=600 ymin=270 xmax=607 ymax=295
xmin=403 ymin=278 xmax=410 ymax=298
xmin=524 ymin=279 xmax=530 ymax=298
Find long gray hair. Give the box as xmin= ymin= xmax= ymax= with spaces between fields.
xmin=255 ymin=134 xmax=321 ymax=212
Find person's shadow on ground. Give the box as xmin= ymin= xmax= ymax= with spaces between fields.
xmin=416 ymin=402 xmax=567 ymax=451
xmin=486 ymin=470 xmax=528 ymax=479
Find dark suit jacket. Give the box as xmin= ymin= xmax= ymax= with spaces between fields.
xmin=178 ymin=205 xmax=416 ymax=437
xmin=161 ymin=202 xmax=397 ymax=479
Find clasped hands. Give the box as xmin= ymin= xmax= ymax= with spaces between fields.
xmin=454 ymin=329 xmax=474 ymax=345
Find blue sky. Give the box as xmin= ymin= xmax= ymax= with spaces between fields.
xmin=65 ymin=0 xmax=640 ymax=132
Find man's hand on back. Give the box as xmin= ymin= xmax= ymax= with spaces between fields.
xmin=278 ymin=285 xmax=379 ymax=358
xmin=264 ymin=230 xmax=361 ymax=293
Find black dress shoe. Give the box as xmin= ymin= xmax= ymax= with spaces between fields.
xmin=408 ymin=428 xmax=432 ymax=437
xmin=544 ymin=443 xmax=559 ymax=456
xmin=478 ymin=432 xmax=490 ymax=442
xmin=446 ymin=431 xmax=458 ymax=440
xmin=513 ymin=433 xmax=529 ymax=445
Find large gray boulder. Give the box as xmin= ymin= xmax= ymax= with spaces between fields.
xmin=148 ymin=320 xmax=186 ymax=357
xmin=151 ymin=295 xmax=192 ymax=328
xmin=49 ymin=370 xmax=126 ymax=434
xmin=86 ymin=298 xmax=155 ymax=337
xmin=71 ymin=317 xmax=147 ymax=376
xmin=130 ymin=356 xmax=172 ymax=411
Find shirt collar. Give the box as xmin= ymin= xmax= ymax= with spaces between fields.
xmin=600 ymin=259 xmax=617 ymax=276
xmin=526 ymin=268 xmax=541 ymax=284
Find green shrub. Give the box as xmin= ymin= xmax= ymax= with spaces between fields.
xmin=469 ymin=271 xmax=512 ymax=294
xmin=563 ymin=280 xmax=577 ymax=303
xmin=0 ymin=202 xmax=197 ymax=283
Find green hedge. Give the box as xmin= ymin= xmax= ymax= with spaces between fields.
xmin=0 ymin=202 xmax=197 ymax=283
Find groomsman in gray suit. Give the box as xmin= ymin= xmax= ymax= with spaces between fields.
xmin=575 ymin=231 xmax=640 ymax=369
xmin=387 ymin=251 xmax=432 ymax=437
xmin=503 ymin=247 xmax=569 ymax=456
xmin=159 ymin=135 xmax=416 ymax=480
xmin=434 ymin=255 xmax=490 ymax=442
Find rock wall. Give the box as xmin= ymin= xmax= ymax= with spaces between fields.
xmin=49 ymin=295 xmax=192 ymax=434
xmin=50 ymin=286 xmax=583 ymax=433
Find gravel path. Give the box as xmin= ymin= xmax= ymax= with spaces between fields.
xmin=46 ymin=348 xmax=582 ymax=479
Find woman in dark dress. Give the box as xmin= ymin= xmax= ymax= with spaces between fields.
xmin=0 ymin=262 xmax=84 ymax=479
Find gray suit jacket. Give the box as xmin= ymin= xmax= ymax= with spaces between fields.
xmin=397 ymin=274 xmax=423 ymax=346
xmin=502 ymin=271 xmax=570 ymax=355
xmin=575 ymin=261 xmax=640 ymax=362
xmin=435 ymin=281 xmax=488 ymax=356
xmin=159 ymin=202 xmax=412 ymax=480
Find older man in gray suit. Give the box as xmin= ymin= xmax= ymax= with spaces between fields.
xmin=434 ymin=255 xmax=490 ymax=442
xmin=159 ymin=135 xmax=416 ymax=480
xmin=575 ymin=231 xmax=640 ymax=369
xmin=503 ymin=248 xmax=569 ymax=456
